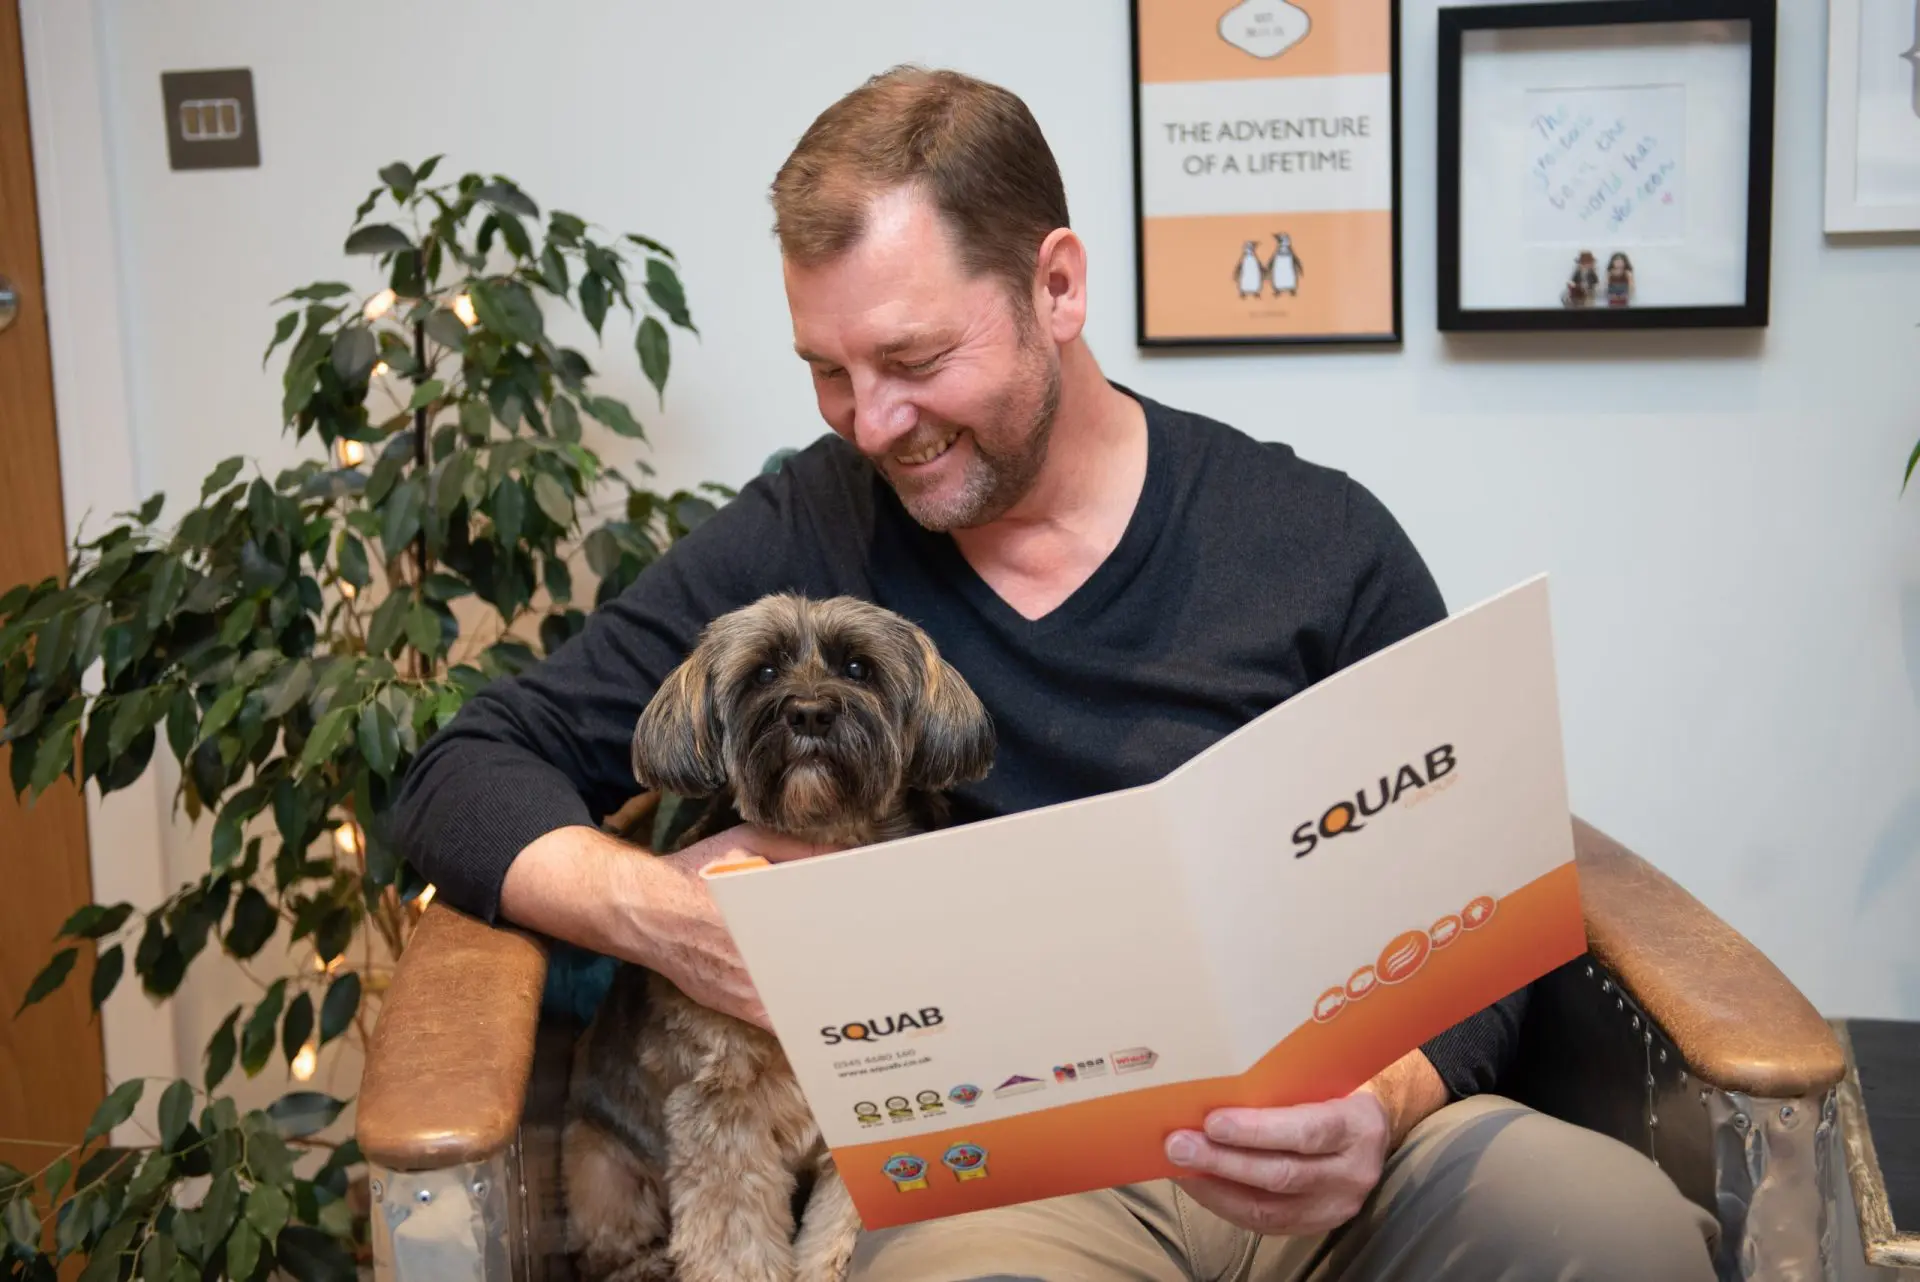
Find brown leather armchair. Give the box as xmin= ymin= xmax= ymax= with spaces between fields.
xmin=355 ymin=819 xmax=1847 ymax=1282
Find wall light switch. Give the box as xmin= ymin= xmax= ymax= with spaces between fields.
xmin=160 ymin=68 xmax=260 ymax=170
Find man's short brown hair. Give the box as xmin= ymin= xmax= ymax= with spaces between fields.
xmin=770 ymin=66 xmax=1070 ymax=320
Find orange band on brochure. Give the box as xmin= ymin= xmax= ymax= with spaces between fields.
xmin=832 ymin=860 xmax=1586 ymax=1230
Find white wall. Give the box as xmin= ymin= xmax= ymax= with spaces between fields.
xmin=28 ymin=0 xmax=1920 ymax=1091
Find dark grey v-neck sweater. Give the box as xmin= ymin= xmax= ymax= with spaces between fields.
xmin=392 ymin=386 xmax=1528 ymax=1099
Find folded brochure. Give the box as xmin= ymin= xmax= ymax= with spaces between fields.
xmin=703 ymin=575 xmax=1586 ymax=1229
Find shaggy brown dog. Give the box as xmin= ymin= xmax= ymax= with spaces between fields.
xmin=563 ymin=594 xmax=996 ymax=1282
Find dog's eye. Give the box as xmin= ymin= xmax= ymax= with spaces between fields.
xmin=843 ymin=659 xmax=869 ymax=681
xmin=755 ymin=664 xmax=778 ymax=685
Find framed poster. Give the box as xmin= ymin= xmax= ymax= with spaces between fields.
xmin=1825 ymin=0 xmax=1920 ymax=232
xmin=1436 ymin=0 xmax=1775 ymax=332
xmin=1129 ymin=0 xmax=1403 ymax=347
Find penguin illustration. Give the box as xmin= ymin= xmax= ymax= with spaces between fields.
xmin=1234 ymin=241 xmax=1266 ymax=299
xmin=1267 ymin=233 xmax=1302 ymax=296
xmin=1218 ymin=0 xmax=1312 ymax=60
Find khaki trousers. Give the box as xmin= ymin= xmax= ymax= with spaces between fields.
xmin=846 ymin=1095 xmax=1719 ymax=1282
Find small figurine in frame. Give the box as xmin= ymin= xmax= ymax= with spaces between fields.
xmin=1605 ymin=252 xmax=1635 ymax=306
xmin=1561 ymin=250 xmax=1600 ymax=307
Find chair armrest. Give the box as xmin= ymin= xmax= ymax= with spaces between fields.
xmin=1573 ymin=818 xmax=1843 ymax=1098
xmin=357 ymin=902 xmax=550 ymax=1170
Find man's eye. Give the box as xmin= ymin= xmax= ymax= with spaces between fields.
xmin=843 ymin=659 xmax=869 ymax=681
xmin=901 ymin=356 xmax=940 ymax=375
xmin=815 ymin=365 xmax=847 ymax=381
xmin=755 ymin=665 xmax=778 ymax=685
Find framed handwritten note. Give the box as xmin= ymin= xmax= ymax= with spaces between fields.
xmin=1436 ymin=0 xmax=1775 ymax=331
xmin=1130 ymin=0 xmax=1402 ymax=347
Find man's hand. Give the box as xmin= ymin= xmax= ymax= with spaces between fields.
xmin=1163 ymin=1049 xmax=1448 ymax=1237
xmin=500 ymin=821 xmax=842 ymax=1032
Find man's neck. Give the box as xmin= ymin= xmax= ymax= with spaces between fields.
xmin=950 ymin=341 xmax=1149 ymax=621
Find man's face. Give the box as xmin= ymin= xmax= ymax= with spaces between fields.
xmin=784 ymin=186 xmax=1060 ymax=532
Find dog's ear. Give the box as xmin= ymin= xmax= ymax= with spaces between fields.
xmin=904 ymin=632 xmax=996 ymax=792
xmin=631 ymin=645 xmax=727 ymax=797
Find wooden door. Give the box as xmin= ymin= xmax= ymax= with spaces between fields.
xmin=0 ymin=0 xmax=108 ymax=1187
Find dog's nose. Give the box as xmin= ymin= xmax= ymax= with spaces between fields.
xmin=784 ymin=698 xmax=836 ymax=739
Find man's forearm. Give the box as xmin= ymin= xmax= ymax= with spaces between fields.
xmin=499 ymin=825 xmax=662 ymax=963
xmin=1358 ymin=1049 xmax=1451 ymax=1150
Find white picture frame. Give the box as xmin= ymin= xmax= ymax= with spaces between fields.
xmin=1825 ymin=0 xmax=1920 ymax=233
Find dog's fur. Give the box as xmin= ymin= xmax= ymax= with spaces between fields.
xmin=563 ymin=594 xmax=996 ymax=1282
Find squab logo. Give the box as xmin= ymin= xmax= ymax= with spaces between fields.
xmin=1291 ymin=745 xmax=1456 ymax=858
xmin=820 ymin=1008 xmax=945 ymax=1046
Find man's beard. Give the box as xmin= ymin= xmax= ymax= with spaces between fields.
xmin=878 ymin=345 xmax=1061 ymax=533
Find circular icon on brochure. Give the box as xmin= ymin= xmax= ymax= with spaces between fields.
xmin=949 ymin=1083 xmax=981 ymax=1107
xmin=883 ymin=1153 xmax=929 ymax=1192
xmin=1312 ymin=986 xmax=1348 ymax=1023
xmin=1461 ymin=895 xmax=1496 ymax=930
xmin=885 ymin=1096 xmax=914 ymax=1122
xmin=916 ymin=1090 xmax=945 ymax=1115
xmin=1345 ymin=965 xmax=1378 ymax=1000
xmin=854 ymin=1101 xmax=883 ymax=1126
xmin=1377 ymin=930 xmax=1432 ymax=985
xmin=1429 ymin=914 xmax=1463 ymax=949
xmin=943 ymin=1143 xmax=989 ymax=1182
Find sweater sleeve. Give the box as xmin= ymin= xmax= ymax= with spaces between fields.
xmin=389 ymin=456 xmax=817 ymax=923
xmin=1330 ymin=478 xmax=1532 ymax=1101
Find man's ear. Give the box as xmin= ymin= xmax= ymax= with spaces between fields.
xmin=904 ymin=635 xmax=996 ymax=792
xmin=631 ymin=647 xmax=726 ymax=797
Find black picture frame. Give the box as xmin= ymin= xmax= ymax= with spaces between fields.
xmin=1435 ymin=0 xmax=1775 ymax=332
xmin=1129 ymin=0 xmax=1404 ymax=349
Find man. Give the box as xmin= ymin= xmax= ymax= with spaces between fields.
xmin=394 ymin=66 xmax=1717 ymax=1281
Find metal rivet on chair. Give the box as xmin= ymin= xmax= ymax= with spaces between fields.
xmin=1616 ymin=998 xmax=1625 ymax=1011
xmin=472 ymin=1180 xmax=488 ymax=1196
xmin=1779 ymin=1105 xmax=1795 ymax=1123
xmin=417 ymin=1189 xmax=433 ymax=1204
xmin=1631 ymin=1014 xmax=1640 ymax=1029
xmin=370 ymin=1179 xmax=383 ymax=1199
xmin=1733 ymin=1113 xmax=1750 ymax=1132
xmin=1660 ymin=1048 xmax=1669 ymax=1064
xmin=1649 ymin=1112 xmax=1659 ymax=1128
xmin=1601 ymin=979 xmax=1612 ymax=993
xmin=1643 ymin=1030 xmax=1652 ymax=1046
xmin=1585 ymin=964 xmax=1595 ymax=979
xmin=1678 ymin=1067 xmax=1686 ymax=1082
xmin=1646 ymin=1073 xmax=1656 ymax=1087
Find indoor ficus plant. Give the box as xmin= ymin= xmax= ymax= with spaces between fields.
xmin=0 ymin=156 xmax=730 ymax=1279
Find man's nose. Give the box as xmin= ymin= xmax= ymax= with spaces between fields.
xmin=784 ymin=697 xmax=837 ymax=739
xmin=851 ymin=377 xmax=917 ymax=455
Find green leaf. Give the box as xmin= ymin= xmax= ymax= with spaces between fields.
xmin=220 ymin=598 xmax=260 ymax=647
xmin=277 ymin=1224 xmax=356 ymax=1282
xmin=543 ymin=556 xmax=573 ymax=604
xmin=494 ymin=209 xmax=533 ymax=258
xmin=625 ymin=231 xmax=677 ymax=260
xmin=636 ymin=316 xmax=670 ymax=402
xmin=299 ymin=706 xmax=355 ymax=772
xmin=109 ymin=689 xmax=154 ymax=759
xmin=403 ymin=603 xmax=439 ymax=659
xmin=28 ymin=701 xmax=81 ymax=793
xmin=532 ymin=473 xmax=574 ymax=528
xmin=58 ymin=901 xmax=134 ymax=940
xmin=262 ymin=658 xmax=314 ymax=718
xmin=539 ymin=244 xmax=569 ymax=294
xmin=142 ymin=1229 xmax=177 ymax=1282
xmin=492 ymin=477 xmax=526 ymax=550
xmin=5 ymin=1196 xmax=40 ymax=1256
xmin=319 ymin=972 xmax=360 ymax=1045
xmin=158 ymin=1079 xmax=194 ymax=1148
xmin=225 ymin=886 xmax=277 ymax=959
xmin=263 ymin=310 xmax=301 ymax=367
xmin=1905 ymin=438 xmax=1920 ymax=494
xmin=471 ymin=278 xmax=544 ymax=347
xmin=343 ymin=223 xmax=413 ymax=255
xmin=645 ymin=257 xmax=694 ymax=329
xmin=365 ymin=591 xmax=410 ymax=657
xmin=79 ymin=1221 xmax=137 ymax=1282
xmin=205 ymin=1006 xmax=240 ymax=1089
xmin=380 ymin=477 xmax=424 ymax=556
xmin=242 ymin=979 xmax=288 ymax=1077
xmin=549 ymin=395 xmax=581 ymax=442
xmin=406 ymin=378 xmax=446 ymax=411
xmin=425 ymin=306 xmax=468 ymax=353
xmin=585 ymin=395 xmax=645 ymax=439
xmin=266 ymin=1091 xmax=345 ymax=1139
xmin=422 ymin=572 xmax=472 ymax=601
xmin=379 ymin=160 xmax=415 ymax=196
xmin=330 ymin=326 xmax=376 ymax=383
xmin=276 ymin=282 xmax=354 ymax=303
xmin=579 ymin=270 xmax=608 ymax=336
xmin=226 ymin=1222 xmax=261 ymax=1282
xmin=44 ymin=1156 xmax=71 ymax=1200
xmin=435 ymin=449 xmax=475 ymax=520
xmin=475 ymin=181 xmax=539 ymax=219
xmin=459 ymin=399 xmax=492 ymax=444
xmin=282 ymin=992 xmax=314 ymax=1066
xmin=198 ymin=686 xmax=249 ymax=750
xmin=85 ymin=1078 xmax=143 ymax=1144
xmin=584 ymin=528 xmax=621 ymax=578
xmin=245 ymin=1183 xmax=291 ymax=1241
xmin=202 ymin=456 xmax=246 ymax=499
xmin=358 ymin=700 xmax=401 ymax=776
xmin=18 ymin=947 xmax=78 ymax=1013
xmin=336 ymin=534 xmax=371 ymax=590
xmin=90 ymin=943 xmax=124 ymax=1009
